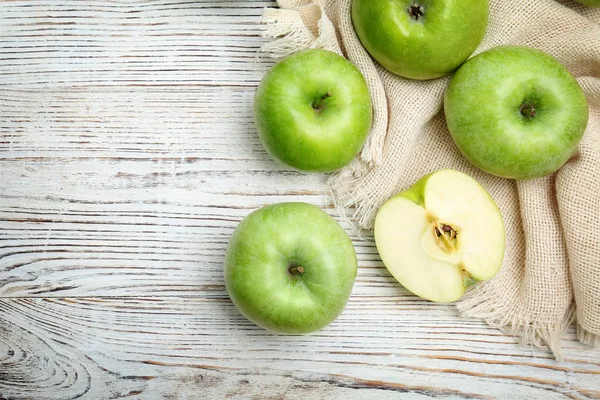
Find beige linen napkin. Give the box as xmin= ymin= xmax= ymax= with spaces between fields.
xmin=259 ymin=0 xmax=600 ymax=359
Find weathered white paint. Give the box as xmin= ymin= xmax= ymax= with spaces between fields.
xmin=1 ymin=1 xmax=599 ymax=399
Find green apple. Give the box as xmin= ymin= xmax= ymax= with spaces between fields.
xmin=253 ymin=49 xmax=372 ymax=173
xmin=224 ymin=202 xmax=357 ymax=333
xmin=351 ymin=0 xmax=488 ymax=80
xmin=374 ymin=169 xmax=505 ymax=303
xmin=444 ymin=45 xmax=589 ymax=180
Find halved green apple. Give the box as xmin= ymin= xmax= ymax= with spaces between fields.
xmin=374 ymin=169 xmax=505 ymax=303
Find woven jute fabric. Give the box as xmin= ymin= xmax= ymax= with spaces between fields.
xmin=260 ymin=0 xmax=600 ymax=358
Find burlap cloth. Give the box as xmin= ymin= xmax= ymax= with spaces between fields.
xmin=259 ymin=0 xmax=600 ymax=359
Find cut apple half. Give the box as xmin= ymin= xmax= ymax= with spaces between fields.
xmin=374 ymin=169 xmax=505 ymax=303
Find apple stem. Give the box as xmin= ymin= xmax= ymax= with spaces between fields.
xmin=462 ymin=269 xmax=476 ymax=288
xmin=289 ymin=266 xmax=305 ymax=275
xmin=312 ymin=92 xmax=332 ymax=111
xmin=520 ymin=103 xmax=537 ymax=117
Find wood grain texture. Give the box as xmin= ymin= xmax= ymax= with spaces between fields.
xmin=1 ymin=1 xmax=599 ymax=399
xmin=1 ymin=298 xmax=600 ymax=400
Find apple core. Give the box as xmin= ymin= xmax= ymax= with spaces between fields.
xmin=432 ymin=221 xmax=459 ymax=253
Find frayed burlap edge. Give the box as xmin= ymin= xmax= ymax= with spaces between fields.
xmin=578 ymin=326 xmax=600 ymax=347
xmin=457 ymin=286 xmax=576 ymax=360
xmin=260 ymin=7 xmax=342 ymax=61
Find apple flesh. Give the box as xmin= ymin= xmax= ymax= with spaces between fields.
xmin=225 ymin=202 xmax=357 ymax=334
xmin=444 ymin=45 xmax=589 ymax=180
xmin=351 ymin=0 xmax=488 ymax=80
xmin=253 ymin=49 xmax=372 ymax=173
xmin=374 ymin=169 xmax=505 ymax=303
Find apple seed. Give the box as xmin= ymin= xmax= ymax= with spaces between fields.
xmin=433 ymin=222 xmax=458 ymax=253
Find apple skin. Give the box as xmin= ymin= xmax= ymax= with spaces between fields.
xmin=574 ymin=0 xmax=600 ymax=6
xmin=253 ymin=49 xmax=372 ymax=173
xmin=444 ymin=46 xmax=589 ymax=180
xmin=351 ymin=0 xmax=488 ymax=80
xmin=224 ymin=202 xmax=357 ymax=334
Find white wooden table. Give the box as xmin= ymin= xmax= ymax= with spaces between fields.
xmin=1 ymin=1 xmax=599 ymax=399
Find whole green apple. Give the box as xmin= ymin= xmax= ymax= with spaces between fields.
xmin=351 ymin=0 xmax=488 ymax=80
xmin=375 ymin=169 xmax=505 ymax=302
xmin=224 ymin=202 xmax=357 ymax=334
xmin=444 ymin=45 xmax=589 ymax=180
xmin=253 ymin=49 xmax=372 ymax=173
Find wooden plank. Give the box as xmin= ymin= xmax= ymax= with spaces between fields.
xmin=1 ymin=297 xmax=599 ymax=399
xmin=0 ymin=1 xmax=276 ymax=88
xmin=1 ymin=0 xmax=600 ymax=398
xmin=0 ymin=88 xmax=269 ymax=160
